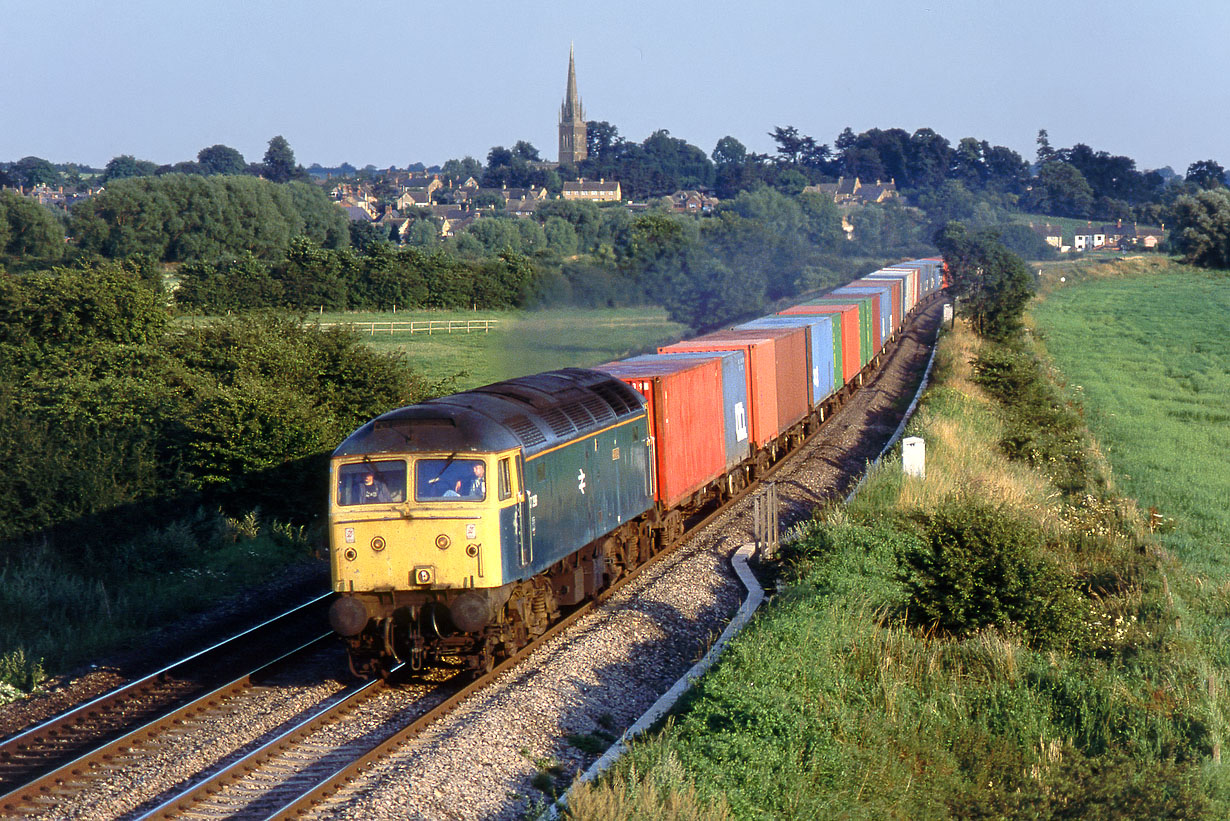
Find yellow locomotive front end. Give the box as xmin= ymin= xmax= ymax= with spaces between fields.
xmin=330 ymin=453 xmax=513 ymax=595
xmin=325 ymin=399 xmax=535 ymax=676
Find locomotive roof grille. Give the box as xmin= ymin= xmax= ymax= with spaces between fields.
xmin=505 ymin=414 xmax=547 ymax=448
xmin=540 ymin=406 xmax=576 ymax=438
xmin=561 ymin=401 xmax=597 ymax=430
xmin=590 ymin=381 xmax=640 ymax=416
xmin=580 ymin=393 xmax=616 ymax=424
xmin=333 ymin=369 xmax=645 ymax=459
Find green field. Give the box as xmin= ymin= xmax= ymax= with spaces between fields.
xmin=313 ymin=307 xmax=688 ymax=390
xmin=1030 ymin=259 xmax=1230 ymax=578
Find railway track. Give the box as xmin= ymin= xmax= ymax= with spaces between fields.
xmin=128 ymin=454 xmax=783 ymax=820
xmin=0 ymin=594 xmax=335 ymax=816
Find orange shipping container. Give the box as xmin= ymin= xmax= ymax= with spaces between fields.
xmin=598 ymin=356 xmax=728 ymax=509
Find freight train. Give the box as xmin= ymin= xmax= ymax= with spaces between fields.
xmin=327 ymin=259 xmax=946 ymax=677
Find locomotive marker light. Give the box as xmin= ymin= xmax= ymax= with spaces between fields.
xmin=435 ymin=534 xmax=451 ymax=550
xmin=903 ymin=436 xmax=926 ymax=479
xmin=370 ymin=536 xmax=386 ymax=552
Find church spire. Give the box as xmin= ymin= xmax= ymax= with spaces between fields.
xmin=561 ymin=43 xmax=584 ymax=122
xmin=558 ymin=44 xmax=587 ymax=165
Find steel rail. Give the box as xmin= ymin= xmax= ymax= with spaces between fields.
xmin=0 ymin=593 xmax=335 ymax=815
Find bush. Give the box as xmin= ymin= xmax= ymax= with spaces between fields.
xmin=898 ymin=499 xmax=1083 ymax=647
xmin=972 ymin=341 xmax=1104 ymax=495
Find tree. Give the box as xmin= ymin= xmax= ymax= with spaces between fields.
xmin=711 ymin=136 xmax=748 ymax=168
xmin=1024 ymin=161 xmax=1095 ymax=218
xmin=512 ymin=141 xmax=541 ymax=162
xmin=262 ymin=135 xmax=300 ymax=183
xmin=934 ymin=222 xmax=1035 ymax=338
xmin=585 ymin=121 xmax=622 ymax=162
xmin=0 ymin=190 xmax=64 ymax=262
xmin=70 ymin=174 xmax=343 ymax=261
xmin=440 ymin=156 xmax=483 ymax=183
xmin=1036 ymin=128 xmax=1056 ymax=164
xmin=102 ymin=155 xmax=158 ymax=183
xmin=769 ymin=125 xmax=809 ymax=165
xmin=1185 ymin=159 xmax=1226 ymax=190
xmin=348 ymin=220 xmax=388 ymax=252
xmin=197 ymin=144 xmax=247 ymax=176
xmin=12 ymin=156 xmax=60 ymax=189
xmin=1170 ymin=187 xmax=1230 ymax=268
xmin=906 ymin=128 xmax=953 ymax=193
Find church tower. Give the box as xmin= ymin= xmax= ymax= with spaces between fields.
xmin=558 ymin=44 xmax=587 ymax=166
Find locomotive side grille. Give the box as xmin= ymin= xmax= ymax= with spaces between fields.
xmin=505 ymin=414 xmax=546 ymax=448
xmin=580 ymin=394 xmax=616 ymax=424
xmin=540 ymin=407 xmax=576 ymax=437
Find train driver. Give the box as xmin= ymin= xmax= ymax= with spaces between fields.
xmin=454 ymin=462 xmax=486 ymax=499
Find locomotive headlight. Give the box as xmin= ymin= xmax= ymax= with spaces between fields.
xmin=415 ymin=567 xmax=433 ymax=584
xmin=435 ymin=533 xmax=451 ymax=550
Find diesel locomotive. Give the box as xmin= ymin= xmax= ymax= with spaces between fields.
xmin=327 ymin=369 xmax=658 ymax=676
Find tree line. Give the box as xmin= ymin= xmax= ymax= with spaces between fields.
xmin=0 ymin=259 xmax=435 ymax=544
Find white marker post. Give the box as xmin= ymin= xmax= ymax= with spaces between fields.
xmin=902 ymin=436 xmax=926 ymax=479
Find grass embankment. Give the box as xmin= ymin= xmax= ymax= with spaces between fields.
xmin=568 ymin=274 xmax=1229 ymax=818
xmin=314 ymin=307 xmax=688 ymax=390
xmin=0 ymin=512 xmax=316 ymax=703
xmin=1030 ymin=257 xmax=1230 ymax=580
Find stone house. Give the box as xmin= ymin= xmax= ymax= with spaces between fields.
xmin=561 ymin=178 xmax=621 ymax=202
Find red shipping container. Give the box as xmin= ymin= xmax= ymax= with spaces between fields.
xmin=662 ymin=327 xmax=808 ymax=445
xmin=597 ymin=357 xmax=727 ymax=509
xmin=850 ymin=277 xmax=902 ymax=334
xmin=659 ymin=334 xmax=778 ymax=448
xmin=779 ymin=303 xmax=861 ymax=384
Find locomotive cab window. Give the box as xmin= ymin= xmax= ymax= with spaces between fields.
xmin=416 ymin=458 xmax=487 ymax=501
xmin=338 ymin=460 xmax=406 ymax=506
xmin=498 ymin=458 xmax=512 ymax=501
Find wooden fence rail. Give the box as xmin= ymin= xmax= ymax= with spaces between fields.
xmin=316 ymin=319 xmax=499 ymax=336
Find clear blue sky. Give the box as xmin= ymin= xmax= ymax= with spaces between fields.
xmin=2 ymin=0 xmax=1224 ymax=174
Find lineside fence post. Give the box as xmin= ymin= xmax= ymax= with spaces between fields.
xmin=753 ymin=481 xmax=780 ymax=561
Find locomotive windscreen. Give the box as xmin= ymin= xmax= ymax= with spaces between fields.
xmin=337 ymin=460 xmax=407 ymax=505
